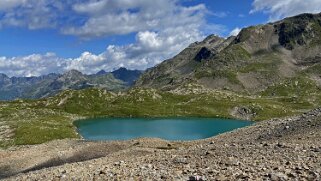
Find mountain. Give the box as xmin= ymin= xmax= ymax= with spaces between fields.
xmin=136 ymin=12 xmax=321 ymax=95
xmin=0 ymin=73 xmax=60 ymax=100
xmin=111 ymin=67 xmax=143 ymax=85
xmin=96 ymin=70 xmax=108 ymax=75
xmin=33 ymin=70 xmax=126 ymax=98
xmin=0 ymin=68 xmax=141 ymax=100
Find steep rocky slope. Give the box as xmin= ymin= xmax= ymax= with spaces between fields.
xmin=136 ymin=13 xmax=321 ymax=94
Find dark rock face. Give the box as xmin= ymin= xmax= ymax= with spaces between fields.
xmin=278 ymin=20 xmax=308 ymax=50
xmin=277 ymin=13 xmax=321 ymax=50
xmin=111 ymin=67 xmax=142 ymax=86
xmin=194 ymin=47 xmax=212 ymax=62
xmin=96 ymin=70 xmax=107 ymax=75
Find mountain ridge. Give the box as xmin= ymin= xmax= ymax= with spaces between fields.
xmin=135 ymin=12 xmax=321 ymax=95
xmin=0 ymin=68 xmax=142 ymax=100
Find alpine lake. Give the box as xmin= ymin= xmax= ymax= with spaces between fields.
xmin=75 ymin=118 xmax=252 ymax=141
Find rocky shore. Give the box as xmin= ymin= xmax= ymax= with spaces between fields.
xmin=1 ymin=108 xmax=321 ymax=180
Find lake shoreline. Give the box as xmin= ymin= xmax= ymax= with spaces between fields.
xmin=1 ymin=108 xmax=320 ymax=180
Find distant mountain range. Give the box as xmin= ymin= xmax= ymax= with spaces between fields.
xmin=0 ymin=68 xmax=142 ymax=100
xmin=136 ymin=13 xmax=321 ymax=95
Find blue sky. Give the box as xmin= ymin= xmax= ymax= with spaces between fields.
xmin=0 ymin=0 xmax=321 ymax=77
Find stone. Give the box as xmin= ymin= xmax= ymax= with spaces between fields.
xmin=173 ymin=157 xmax=188 ymax=164
xmin=188 ymin=175 xmax=204 ymax=181
xmin=205 ymin=151 xmax=214 ymax=155
xmin=269 ymin=172 xmax=288 ymax=181
xmin=216 ymin=174 xmax=228 ymax=181
xmin=99 ymin=170 xmax=106 ymax=175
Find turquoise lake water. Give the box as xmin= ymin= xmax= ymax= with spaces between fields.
xmin=75 ymin=118 xmax=252 ymax=141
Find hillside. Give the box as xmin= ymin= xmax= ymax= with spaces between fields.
xmin=1 ymin=84 xmax=319 ymax=149
xmin=136 ymin=13 xmax=321 ymax=95
xmin=0 ymin=68 xmax=142 ymax=100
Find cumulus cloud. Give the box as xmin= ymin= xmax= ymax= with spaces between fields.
xmin=251 ymin=0 xmax=321 ymax=21
xmin=0 ymin=53 xmax=64 ymax=77
xmin=0 ymin=0 xmax=27 ymax=11
xmin=0 ymin=0 xmax=73 ymax=29
xmin=63 ymin=0 xmax=207 ymax=38
xmin=0 ymin=26 xmax=204 ymax=77
xmin=0 ymin=0 xmax=211 ymax=38
xmin=229 ymin=27 xmax=241 ymax=36
xmin=0 ymin=0 xmax=226 ymax=77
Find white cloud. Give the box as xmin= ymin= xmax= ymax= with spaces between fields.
xmin=0 ymin=0 xmax=227 ymax=77
xmin=0 ymin=0 xmax=226 ymax=38
xmin=229 ymin=27 xmax=241 ymax=36
xmin=63 ymin=0 xmax=208 ymax=38
xmin=251 ymin=0 xmax=321 ymax=21
xmin=0 ymin=27 xmax=204 ymax=77
xmin=209 ymin=11 xmax=228 ymax=18
xmin=0 ymin=0 xmax=26 ymax=11
xmin=0 ymin=53 xmax=64 ymax=77
xmin=0 ymin=0 xmax=72 ymax=29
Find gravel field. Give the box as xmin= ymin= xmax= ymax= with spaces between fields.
xmin=1 ymin=108 xmax=321 ymax=180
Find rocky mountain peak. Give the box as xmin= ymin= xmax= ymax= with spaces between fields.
xmin=203 ymin=34 xmax=224 ymax=44
xmin=112 ymin=67 xmax=129 ymax=74
xmin=63 ymin=69 xmax=83 ymax=76
xmin=136 ymin=12 xmax=321 ymax=92
xmin=59 ymin=70 xmax=85 ymax=81
xmin=96 ymin=70 xmax=108 ymax=75
xmin=0 ymin=73 xmax=10 ymax=85
xmin=0 ymin=73 xmax=8 ymax=79
xmin=112 ymin=67 xmax=142 ymax=86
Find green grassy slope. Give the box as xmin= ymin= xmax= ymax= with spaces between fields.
xmin=1 ymin=85 xmax=320 ymax=148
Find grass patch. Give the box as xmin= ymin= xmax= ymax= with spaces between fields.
xmin=1 ymin=84 xmax=321 ymax=148
xmin=261 ymin=76 xmax=320 ymax=97
xmin=13 ymin=115 xmax=79 ymax=145
xmin=218 ymin=44 xmax=251 ymax=61
xmin=195 ymin=70 xmax=240 ymax=84
xmin=45 ymin=88 xmax=312 ymax=121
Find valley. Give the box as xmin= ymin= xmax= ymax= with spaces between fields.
xmin=0 ymin=83 xmax=319 ymax=148
xmin=1 ymin=11 xmax=321 ymax=180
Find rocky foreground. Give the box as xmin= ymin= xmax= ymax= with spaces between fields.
xmin=1 ymin=109 xmax=321 ymax=180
